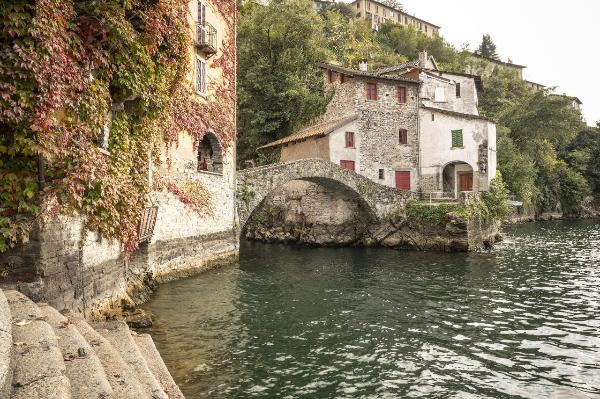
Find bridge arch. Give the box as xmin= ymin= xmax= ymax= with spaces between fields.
xmin=236 ymin=159 xmax=415 ymax=232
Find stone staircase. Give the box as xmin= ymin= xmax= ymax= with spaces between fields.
xmin=0 ymin=288 xmax=184 ymax=399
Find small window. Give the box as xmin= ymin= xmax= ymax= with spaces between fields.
xmin=378 ymin=169 xmax=385 ymax=180
xmin=196 ymin=58 xmax=206 ymax=94
xmin=340 ymin=74 xmax=345 ymax=84
xmin=345 ymin=131 xmax=355 ymax=148
xmin=366 ymin=82 xmax=378 ymax=100
xmin=399 ymin=128 xmax=408 ymax=145
xmin=425 ymin=25 xmax=428 ymax=33
xmin=397 ymin=86 xmax=407 ymax=104
xmin=327 ymin=70 xmax=334 ymax=83
xmin=367 ymin=1 xmax=370 ymax=10
xmin=451 ymin=129 xmax=463 ymax=148
xmin=431 ymin=113 xmax=435 ymax=121
xmin=456 ymin=83 xmax=461 ymax=98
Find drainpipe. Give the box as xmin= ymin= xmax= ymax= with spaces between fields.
xmin=416 ymin=86 xmax=421 ymax=196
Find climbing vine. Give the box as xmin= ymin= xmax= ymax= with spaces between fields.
xmin=0 ymin=0 xmax=236 ymax=253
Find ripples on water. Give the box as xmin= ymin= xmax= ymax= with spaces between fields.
xmin=143 ymin=220 xmax=600 ymax=398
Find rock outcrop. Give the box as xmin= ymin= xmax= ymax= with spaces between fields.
xmin=1 ymin=288 xmax=184 ymax=399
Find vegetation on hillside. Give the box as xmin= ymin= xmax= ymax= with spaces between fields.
xmin=237 ymin=0 xmax=598 ymax=217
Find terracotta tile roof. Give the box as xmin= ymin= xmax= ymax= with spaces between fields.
xmin=375 ymin=61 xmax=420 ymax=76
xmin=318 ymin=63 xmax=421 ymax=85
xmin=258 ymin=114 xmax=358 ymax=150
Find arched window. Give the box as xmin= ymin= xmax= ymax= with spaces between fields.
xmin=197 ymin=132 xmax=223 ymax=174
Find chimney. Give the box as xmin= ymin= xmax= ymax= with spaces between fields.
xmin=418 ymin=50 xmax=428 ymax=68
xmin=358 ymin=60 xmax=368 ymax=72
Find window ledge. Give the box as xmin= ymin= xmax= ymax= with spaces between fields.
xmin=344 ymin=146 xmax=356 ymax=149
xmin=198 ymin=170 xmax=223 ymax=177
xmin=451 ymin=146 xmax=465 ymax=150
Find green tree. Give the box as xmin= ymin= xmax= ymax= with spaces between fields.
xmin=477 ymin=34 xmax=499 ymax=60
xmin=319 ymin=3 xmax=357 ymax=20
xmin=380 ymin=0 xmax=403 ymax=10
xmin=237 ymin=0 xmax=330 ymax=164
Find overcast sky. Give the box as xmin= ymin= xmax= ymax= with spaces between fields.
xmin=343 ymin=0 xmax=599 ymax=126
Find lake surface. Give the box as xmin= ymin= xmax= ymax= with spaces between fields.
xmin=143 ymin=220 xmax=600 ymax=398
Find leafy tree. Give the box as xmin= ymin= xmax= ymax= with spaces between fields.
xmin=379 ymin=0 xmax=403 ymax=10
xmin=319 ymin=3 xmax=357 ymax=20
xmin=477 ymin=34 xmax=499 ymax=60
xmin=237 ymin=0 xmax=330 ymax=164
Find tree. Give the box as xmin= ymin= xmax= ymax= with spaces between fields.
xmin=319 ymin=3 xmax=357 ymax=20
xmin=380 ymin=0 xmax=403 ymax=10
xmin=237 ymin=0 xmax=330 ymax=164
xmin=477 ymin=34 xmax=499 ymax=60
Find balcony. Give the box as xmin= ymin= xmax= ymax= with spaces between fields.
xmin=196 ymin=22 xmax=217 ymax=56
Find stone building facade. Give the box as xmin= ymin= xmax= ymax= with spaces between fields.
xmin=262 ymin=53 xmax=497 ymax=199
xmin=260 ymin=63 xmax=422 ymax=191
xmin=350 ymin=0 xmax=440 ymax=37
xmin=0 ymin=0 xmax=237 ymax=315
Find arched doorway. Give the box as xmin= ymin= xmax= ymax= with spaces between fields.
xmin=442 ymin=162 xmax=473 ymax=198
xmin=197 ymin=132 xmax=223 ymax=174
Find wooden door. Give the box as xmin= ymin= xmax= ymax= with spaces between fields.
xmin=340 ymin=160 xmax=355 ymax=171
xmin=459 ymin=172 xmax=473 ymax=192
xmin=395 ymin=171 xmax=411 ymax=190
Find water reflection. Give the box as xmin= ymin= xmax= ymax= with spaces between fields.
xmin=144 ymin=220 xmax=600 ymax=398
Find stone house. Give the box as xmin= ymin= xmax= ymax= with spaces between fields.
xmin=260 ymin=62 xmax=422 ymax=190
xmin=261 ymin=52 xmax=497 ymax=198
xmin=350 ymin=0 xmax=440 ymax=37
xmin=0 ymin=0 xmax=238 ymax=315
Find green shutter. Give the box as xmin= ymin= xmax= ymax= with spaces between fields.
xmin=451 ymin=129 xmax=463 ymax=148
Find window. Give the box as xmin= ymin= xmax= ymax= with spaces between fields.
xmin=405 ymin=16 xmax=408 ymax=24
xmin=455 ymin=83 xmax=461 ymax=97
xmin=345 ymin=131 xmax=355 ymax=148
xmin=431 ymin=113 xmax=435 ymax=121
xmin=327 ymin=70 xmax=334 ymax=83
xmin=379 ymin=169 xmax=385 ymax=180
xmin=197 ymin=0 xmax=206 ymax=25
xmin=399 ymin=128 xmax=408 ymax=145
xmin=376 ymin=5 xmax=379 ymax=13
xmin=340 ymin=160 xmax=355 ymax=171
xmin=366 ymin=82 xmax=378 ymax=100
xmin=451 ymin=129 xmax=463 ymax=148
xmin=434 ymin=87 xmax=445 ymax=102
xmin=340 ymin=74 xmax=346 ymax=84
xmin=397 ymin=86 xmax=407 ymax=104
xmin=367 ymin=1 xmax=370 ymax=10
xmin=196 ymin=58 xmax=206 ymax=94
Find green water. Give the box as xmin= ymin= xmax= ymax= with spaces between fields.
xmin=143 ymin=220 xmax=600 ymax=398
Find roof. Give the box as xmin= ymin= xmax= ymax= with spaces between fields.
xmin=422 ymin=105 xmax=495 ymax=122
xmin=375 ymin=61 xmax=420 ymax=76
xmin=550 ymin=94 xmax=583 ymax=105
xmin=351 ymin=0 xmax=441 ymax=29
xmin=470 ymin=52 xmax=526 ymax=69
xmin=525 ymin=80 xmax=546 ymax=88
xmin=258 ymin=114 xmax=358 ymax=150
xmin=319 ymin=63 xmax=421 ymax=85
xmin=431 ymin=69 xmax=485 ymax=92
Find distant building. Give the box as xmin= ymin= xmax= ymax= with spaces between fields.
xmin=467 ymin=52 xmax=526 ymax=80
xmin=525 ymin=80 xmax=546 ymax=92
xmin=260 ymin=51 xmax=497 ymax=198
xmin=550 ymin=94 xmax=583 ymax=112
xmin=313 ymin=0 xmax=336 ymax=11
xmin=350 ymin=0 xmax=440 ymax=37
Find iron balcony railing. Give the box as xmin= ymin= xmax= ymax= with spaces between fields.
xmin=138 ymin=206 xmax=158 ymax=243
xmin=196 ymin=22 xmax=217 ymax=56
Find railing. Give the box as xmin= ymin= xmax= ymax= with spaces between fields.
xmin=196 ymin=22 xmax=217 ymax=55
xmin=138 ymin=206 xmax=158 ymax=243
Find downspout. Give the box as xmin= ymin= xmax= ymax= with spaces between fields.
xmin=233 ymin=2 xmax=240 ymax=244
xmin=416 ymin=84 xmax=421 ymax=196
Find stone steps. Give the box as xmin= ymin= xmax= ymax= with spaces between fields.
xmin=1 ymin=289 xmax=183 ymax=399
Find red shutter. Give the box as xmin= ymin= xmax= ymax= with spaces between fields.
xmin=398 ymin=86 xmax=407 ymax=103
xmin=366 ymin=83 xmax=378 ymax=100
xmin=395 ymin=171 xmax=411 ymax=190
xmin=340 ymin=160 xmax=355 ymax=171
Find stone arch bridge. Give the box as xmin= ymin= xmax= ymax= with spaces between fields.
xmin=236 ymin=159 xmax=415 ymax=230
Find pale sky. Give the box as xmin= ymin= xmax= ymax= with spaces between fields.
xmin=344 ymin=0 xmax=599 ymax=126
